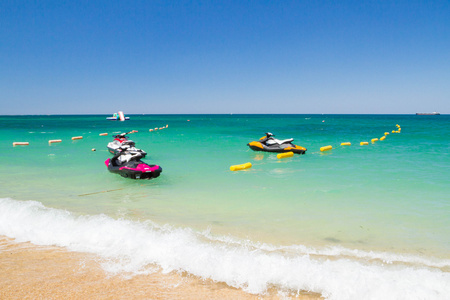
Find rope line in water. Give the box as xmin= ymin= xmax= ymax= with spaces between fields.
xmin=78 ymin=188 xmax=124 ymax=197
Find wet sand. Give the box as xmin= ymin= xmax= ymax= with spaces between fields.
xmin=0 ymin=236 xmax=322 ymax=299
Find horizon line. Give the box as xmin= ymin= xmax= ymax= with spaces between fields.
xmin=1 ymin=112 xmax=447 ymax=116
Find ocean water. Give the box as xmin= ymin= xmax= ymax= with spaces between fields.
xmin=0 ymin=114 xmax=449 ymax=299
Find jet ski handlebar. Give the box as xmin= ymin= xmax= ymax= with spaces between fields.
xmin=113 ymin=131 xmax=133 ymax=139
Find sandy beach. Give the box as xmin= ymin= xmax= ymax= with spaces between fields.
xmin=0 ymin=236 xmax=322 ymax=299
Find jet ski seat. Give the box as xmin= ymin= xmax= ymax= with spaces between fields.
xmin=266 ymin=138 xmax=294 ymax=145
xmin=117 ymin=151 xmax=144 ymax=164
xmin=277 ymin=138 xmax=294 ymax=144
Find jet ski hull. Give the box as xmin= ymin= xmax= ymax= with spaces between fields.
xmin=247 ymin=141 xmax=307 ymax=154
xmin=105 ymin=158 xmax=162 ymax=179
xmin=107 ymin=146 xmax=119 ymax=155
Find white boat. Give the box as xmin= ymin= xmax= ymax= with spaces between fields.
xmin=416 ymin=112 xmax=440 ymax=115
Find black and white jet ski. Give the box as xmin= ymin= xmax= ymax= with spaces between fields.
xmin=105 ymin=148 xmax=162 ymax=180
xmin=247 ymin=132 xmax=307 ymax=154
xmin=107 ymin=132 xmax=146 ymax=156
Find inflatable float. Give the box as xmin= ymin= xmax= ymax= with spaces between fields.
xmin=106 ymin=111 xmax=130 ymax=121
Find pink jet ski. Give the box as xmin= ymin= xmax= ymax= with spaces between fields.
xmin=105 ymin=149 xmax=162 ymax=180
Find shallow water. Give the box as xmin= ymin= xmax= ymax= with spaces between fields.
xmin=1 ymin=114 xmax=449 ymax=299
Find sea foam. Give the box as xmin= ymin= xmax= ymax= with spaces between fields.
xmin=0 ymin=198 xmax=449 ymax=300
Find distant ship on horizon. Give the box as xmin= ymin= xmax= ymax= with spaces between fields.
xmin=416 ymin=112 xmax=440 ymax=115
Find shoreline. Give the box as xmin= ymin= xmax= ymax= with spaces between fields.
xmin=0 ymin=236 xmax=322 ymax=299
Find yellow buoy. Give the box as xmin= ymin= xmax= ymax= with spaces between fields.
xmin=49 ymin=139 xmax=62 ymax=144
xmin=13 ymin=142 xmax=29 ymax=146
xmin=72 ymin=136 xmax=83 ymax=140
xmin=277 ymin=151 xmax=294 ymax=159
xmin=371 ymin=138 xmax=378 ymax=143
xmin=340 ymin=142 xmax=351 ymax=146
xmin=230 ymin=162 xmax=252 ymax=171
xmin=360 ymin=142 xmax=369 ymax=145
xmin=380 ymin=136 xmax=386 ymax=141
xmin=99 ymin=133 xmax=108 ymax=136
xmin=384 ymin=132 xmax=389 ymax=135
xmin=392 ymin=130 xmax=396 ymax=133
xmin=320 ymin=145 xmax=333 ymax=152
xmin=149 ymin=129 xmax=154 ymax=132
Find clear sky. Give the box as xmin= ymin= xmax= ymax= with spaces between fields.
xmin=1 ymin=0 xmax=449 ymax=114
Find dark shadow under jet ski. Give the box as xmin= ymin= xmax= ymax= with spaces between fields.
xmin=105 ymin=148 xmax=161 ymax=180
xmin=247 ymin=132 xmax=307 ymax=154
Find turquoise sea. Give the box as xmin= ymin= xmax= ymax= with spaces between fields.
xmin=1 ymin=114 xmax=449 ymax=299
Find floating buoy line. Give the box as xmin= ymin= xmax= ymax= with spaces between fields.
xmin=320 ymin=145 xmax=332 ymax=152
xmin=48 ymin=139 xmax=62 ymax=145
xmin=231 ymin=124 xmax=403 ymax=171
xmin=230 ymin=162 xmax=252 ymax=171
xmin=12 ymin=124 xmax=170 ymax=147
xmin=149 ymin=124 xmax=168 ymax=132
xmin=12 ymin=142 xmax=29 ymax=146
xmin=316 ymin=124 xmax=401 ymax=152
xmin=277 ymin=151 xmax=294 ymax=159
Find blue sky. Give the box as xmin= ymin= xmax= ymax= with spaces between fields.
xmin=1 ymin=0 xmax=449 ymax=114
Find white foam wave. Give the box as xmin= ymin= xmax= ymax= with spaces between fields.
xmin=202 ymin=232 xmax=450 ymax=269
xmin=1 ymin=198 xmax=449 ymax=300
